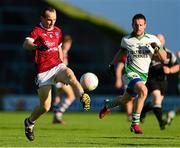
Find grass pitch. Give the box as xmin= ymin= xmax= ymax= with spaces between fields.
xmin=0 ymin=111 xmax=180 ymax=147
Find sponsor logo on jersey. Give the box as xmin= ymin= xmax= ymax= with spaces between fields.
xmin=42 ymin=33 xmax=47 ymax=37
xmin=49 ymin=34 xmax=53 ymax=38
xmin=55 ymin=32 xmax=59 ymax=38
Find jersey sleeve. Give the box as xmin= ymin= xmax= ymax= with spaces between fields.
xmin=120 ymin=53 xmax=127 ymax=64
xmin=29 ymin=27 xmax=38 ymax=41
xmin=120 ymin=37 xmax=126 ymax=49
xmin=115 ymin=38 xmax=127 ymax=64
xmin=58 ymin=28 xmax=63 ymax=47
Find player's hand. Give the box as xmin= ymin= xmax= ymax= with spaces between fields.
xmin=115 ymin=79 xmax=123 ymax=89
xmin=163 ymin=66 xmax=171 ymax=74
xmin=36 ymin=44 xmax=49 ymax=51
xmin=108 ymin=64 xmax=115 ymax=77
xmin=80 ymin=93 xmax=91 ymax=111
xmin=150 ymin=42 xmax=160 ymax=52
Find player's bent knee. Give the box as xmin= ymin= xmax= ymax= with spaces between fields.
xmin=56 ymin=68 xmax=75 ymax=84
xmin=40 ymin=104 xmax=51 ymax=113
xmin=65 ymin=68 xmax=77 ymax=84
xmin=139 ymin=86 xmax=148 ymax=98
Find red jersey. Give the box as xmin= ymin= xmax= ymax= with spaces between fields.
xmin=114 ymin=50 xmax=127 ymax=64
xmin=120 ymin=54 xmax=127 ymax=64
xmin=28 ymin=24 xmax=63 ymax=74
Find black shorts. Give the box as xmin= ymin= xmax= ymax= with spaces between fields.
xmin=146 ymin=79 xmax=168 ymax=95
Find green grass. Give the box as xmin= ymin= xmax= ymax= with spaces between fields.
xmin=0 ymin=112 xmax=180 ymax=147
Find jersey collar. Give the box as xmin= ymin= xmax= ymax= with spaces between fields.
xmin=130 ymin=32 xmax=148 ymax=40
xmin=39 ymin=22 xmax=54 ymax=31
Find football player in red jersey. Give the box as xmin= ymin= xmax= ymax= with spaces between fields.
xmin=23 ymin=7 xmax=90 ymax=141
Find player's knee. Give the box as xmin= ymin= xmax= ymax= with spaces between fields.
xmin=40 ymin=103 xmax=51 ymax=113
xmin=67 ymin=94 xmax=75 ymax=100
xmin=139 ymin=85 xmax=148 ymax=99
xmin=65 ymin=68 xmax=77 ymax=84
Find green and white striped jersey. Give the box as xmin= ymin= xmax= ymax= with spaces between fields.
xmin=121 ymin=33 xmax=161 ymax=79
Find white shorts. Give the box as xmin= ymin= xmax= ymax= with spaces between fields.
xmin=35 ymin=63 xmax=67 ymax=88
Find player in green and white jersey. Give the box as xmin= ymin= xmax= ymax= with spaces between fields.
xmin=99 ymin=13 xmax=167 ymax=134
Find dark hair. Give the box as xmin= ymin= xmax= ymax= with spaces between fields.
xmin=41 ymin=6 xmax=56 ymax=18
xmin=132 ymin=13 xmax=146 ymax=24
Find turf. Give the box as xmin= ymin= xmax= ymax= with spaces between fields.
xmin=0 ymin=111 xmax=180 ymax=147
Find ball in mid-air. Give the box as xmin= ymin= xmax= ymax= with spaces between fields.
xmin=80 ymin=72 xmax=98 ymax=91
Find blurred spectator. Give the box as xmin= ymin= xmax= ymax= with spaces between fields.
xmin=177 ymin=50 xmax=180 ymax=92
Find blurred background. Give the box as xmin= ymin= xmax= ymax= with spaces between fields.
xmin=0 ymin=0 xmax=179 ymax=112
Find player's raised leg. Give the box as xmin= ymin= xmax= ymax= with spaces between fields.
xmin=55 ymin=67 xmax=91 ymax=111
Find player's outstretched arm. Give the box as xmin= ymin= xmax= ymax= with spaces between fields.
xmin=23 ymin=38 xmax=49 ymax=51
xmin=23 ymin=38 xmax=37 ymax=50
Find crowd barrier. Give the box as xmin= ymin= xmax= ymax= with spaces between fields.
xmin=1 ymin=94 xmax=180 ymax=112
